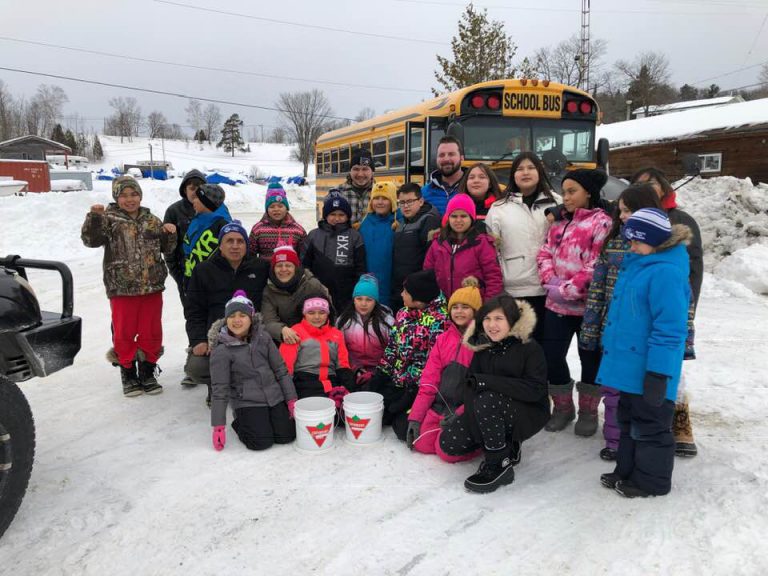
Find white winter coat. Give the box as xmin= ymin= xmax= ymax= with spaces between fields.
xmin=485 ymin=191 xmax=561 ymax=298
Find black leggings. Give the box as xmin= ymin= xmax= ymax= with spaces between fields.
xmin=540 ymin=310 xmax=601 ymax=386
xmin=232 ymin=403 xmax=295 ymax=451
xmin=440 ymin=391 xmax=519 ymax=455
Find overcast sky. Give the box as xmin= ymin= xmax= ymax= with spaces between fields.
xmin=2 ymin=0 xmax=767 ymax=137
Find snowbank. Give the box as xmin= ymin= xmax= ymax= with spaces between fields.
xmin=675 ymin=176 xmax=768 ymax=275
xmin=714 ymin=244 xmax=768 ymax=295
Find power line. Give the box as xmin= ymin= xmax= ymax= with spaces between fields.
xmin=0 ymin=35 xmax=427 ymax=95
xmin=154 ymin=0 xmax=447 ymax=45
xmin=0 ymin=65 xmax=356 ymax=122
xmin=742 ymin=12 xmax=768 ymax=65
xmin=391 ymin=0 xmax=758 ymax=14
xmin=690 ymin=58 xmax=768 ymax=86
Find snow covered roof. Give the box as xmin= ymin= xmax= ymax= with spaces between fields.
xmin=632 ymin=95 xmax=743 ymax=116
xmin=0 ymin=135 xmax=72 ymax=153
xmin=597 ymin=98 xmax=768 ymax=148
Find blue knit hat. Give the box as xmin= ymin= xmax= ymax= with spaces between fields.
xmin=265 ymin=182 xmax=289 ymax=210
xmin=323 ymin=191 xmax=352 ymax=220
xmin=353 ymin=274 xmax=380 ymax=302
xmin=624 ymin=208 xmax=672 ymax=247
xmin=218 ymin=219 xmax=248 ymax=245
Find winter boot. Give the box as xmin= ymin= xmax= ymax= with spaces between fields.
xmin=600 ymin=472 xmax=622 ymax=489
xmin=574 ymin=382 xmax=601 ymax=437
xmin=120 ymin=362 xmax=143 ymax=397
xmin=464 ymin=446 xmax=515 ymax=494
xmin=138 ymin=361 xmax=163 ymax=395
xmin=673 ymin=399 xmax=698 ymax=457
xmin=180 ymin=374 xmax=198 ymax=387
xmin=600 ymin=447 xmax=617 ymax=461
xmin=545 ymin=381 xmax=575 ymax=432
xmin=614 ymin=479 xmax=653 ymax=499
xmin=509 ymin=440 xmax=522 ymax=467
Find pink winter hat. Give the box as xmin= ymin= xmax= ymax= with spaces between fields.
xmin=442 ymin=193 xmax=477 ymax=227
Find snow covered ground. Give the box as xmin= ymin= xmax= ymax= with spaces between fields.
xmin=0 ymin=152 xmax=767 ymax=574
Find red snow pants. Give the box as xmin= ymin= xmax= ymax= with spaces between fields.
xmin=110 ymin=292 xmax=163 ymax=368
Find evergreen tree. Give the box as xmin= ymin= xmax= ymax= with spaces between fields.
xmin=76 ymin=133 xmax=90 ymax=159
xmin=679 ymin=84 xmax=699 ymax=101
xmin=196 ymin=129 xmax=207 ymax=144
xmin=50 ymin=123 xmax=66 ymax=145
xmin=433 ymin=4 xmax=519 ymax=95
xmin=64 ymin=129 xmax=78 ymax=154
xmin=216 ymin=114 xmax=246 ymax=157
xmin=92 ymin=134 xmax=103 ymax=160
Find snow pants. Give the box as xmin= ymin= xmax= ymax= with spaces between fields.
xmin=614 ymin=392 xmax=675 ymax=495
xmin=232 ymin=403 xmax=295 ymax=451
xmin=602 ymin=386 xmax=620 ymax=451
xmin=110 ymin=292 xmax=163 ymax=368
xmin=412 ymin=407 xmax=479 ymax=463
xmin=539 ymin=311 xmax=601 ymax=386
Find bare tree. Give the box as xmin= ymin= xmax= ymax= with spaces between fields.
xmin=186 ymin=99 xmax=203 ymax=134
xmin=30 ymin=85 xmax=68 ymax=138
xmin=760 ymin=63 xmax=768 ymax=87
xmin=202 ymin=103 xmax=222 ymax=144
xmin=24 ymin=98 xmax=44 ymax=136
xmin=147 ymin=110 xmax=167 ymax=139
xmin=107 ymin=97 xmax=141 ymax=143
xmin=166 ymin=123 xmax=185 ymax=140
xmin=276 ymin=90 xmax=334 ymax=177
xmin=0 ymin=80 xmax=15 ymax=140
xmin=354 ymin=107 xmax=376 ymax=122
xmin=533 ymin=36 xmax=608 ymax=91
xmin=269 ymin=126 xmax=287 ymax=144
xmin=615 ymin=52 xmax=673 ymax=115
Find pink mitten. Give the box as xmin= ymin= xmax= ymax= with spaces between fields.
xmin=546 ymin=285 xmax=568 ymax=305
xmin=287 ymin=398 xmax=297 ymax=419
xmin=327 ymin=386 xmax=349 ymax=410
xmin=212 ymin=426 xmax=226 ymax=451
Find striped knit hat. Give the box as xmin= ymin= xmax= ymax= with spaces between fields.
xmin=225 ymin=290 xmax=255 ymax=318
xmin=265 ymin=182 xmax=289 ymax=210
xmin=623 ymin=208 xmax=672 ymax=247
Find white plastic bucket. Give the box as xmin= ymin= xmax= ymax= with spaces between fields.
xmin=343 ymin=391 xmax=384 ymax=445
xmin=294 ymin=396 xmax=337 ymax=454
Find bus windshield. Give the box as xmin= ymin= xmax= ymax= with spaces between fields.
xmin=460 ymin=116 xmax=595 ymax=164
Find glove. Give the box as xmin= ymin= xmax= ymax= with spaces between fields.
xmin=545 ymin=276 xmax=563 ymax=287
xmin=405 ymin=421 xmax=421 ymax=450
xmin=327 ymin=386 xmax=349 ymax=410
xmin=440 ymin=412 xmax=459 ymax=429
xmin=287 ymin=398 xmax=297 ymax=419
xmin=545 ymin=284 xmax=567 ymax=305
xmin=643 ymin=371 xmax=668 ymax=407
xmin=212 ymin=426 xmax=226 ymax=451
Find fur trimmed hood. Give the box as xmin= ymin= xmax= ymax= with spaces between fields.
xmin=655 ymin=224 xmax=692 ymax=252
xmin=207 ymin=313 xmax=264 ymax=349
xmin=461 ymin=299 xmax=537 ymax=352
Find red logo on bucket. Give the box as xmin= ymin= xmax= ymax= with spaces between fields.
xmin=346 ymin=414 xmax=371 ymax=439
xmin=306 ymin=422 xmax=332 ymax=447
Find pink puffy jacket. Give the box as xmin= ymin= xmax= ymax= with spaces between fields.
xmin=423 ymin=230 xmax=503 ymax=301
xmin=536 ymin=207 xmax=612 ymax=316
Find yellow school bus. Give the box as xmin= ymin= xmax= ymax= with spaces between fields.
xmin=314 ymin=78 xmax=608 ymax=214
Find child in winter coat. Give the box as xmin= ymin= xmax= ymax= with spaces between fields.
xmin=440 ymin=295 xmax=549 ymax=494
xmin=456 ymin=162 xmax=502 ymax=221
xmin=279 ymin=295 xmax=355 ymax=407
xmin=536 ymin=169 xmax=612 ymax=437
xmin=358 ymin=181 xmax=397 ymax=308
xmin=579 ymin=183 xmax=665 ymax=461
xmin=367 ymin=269 xmax=449 ymax=440
xmin=209 ymin=291 xmax=298 ymax=451
xmin=596 ymin=209 xmax=690 ymax=498
xmin=337 ymin=275 xmax=394 ymax=388
xmin=423 ymin=194 xmax=503 ymax=301
xmin=248 ymin=182 xmax=307 ymax=260
xmin=182 ymin=183 xmax=232 ymax=290
xmin=81 ymin=175 xmax=177 ymax=397
xmin=302 ymin=192 xmax=366 ymax=313
xmin=406 ymin=277 xmax=483 ymax=462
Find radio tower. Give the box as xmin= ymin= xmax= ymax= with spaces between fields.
xmin=579 ymin=0 xmax=591 ymax=92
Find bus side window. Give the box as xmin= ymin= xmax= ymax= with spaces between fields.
xmin=360 ymin=141 xmax=371 ymax=153
xmin=323 ymin=152 xmax=331 ymax=174
xmin=372 ymin=139 xmax=387 ymax=169
xmin=331 ymin=148 xmax=339 ymax=174
xmin=388 ymin=133 xmax=405 ymax=169
xmin=339 ymin=146 xmax=350 ymax=172
xmin=316 ymin=152 xmax=323 ymax=175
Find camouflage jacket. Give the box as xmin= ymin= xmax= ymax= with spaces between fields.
xmin=81 ymin=204 xmax=176 ymax=298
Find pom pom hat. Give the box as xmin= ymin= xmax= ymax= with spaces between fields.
xmin=225 ymin=290 xmax=255 ymax=318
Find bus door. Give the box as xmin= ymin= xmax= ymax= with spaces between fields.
xmin=405 ymin=121 xmax=425 ymax=183
xmin=425 ymin=117 xmax=446 ymax=176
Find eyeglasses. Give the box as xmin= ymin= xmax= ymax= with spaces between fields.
xmin=397 ymin=199 xmax=420 ymax=207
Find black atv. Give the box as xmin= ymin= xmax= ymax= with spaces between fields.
xmin=0 ymin=256 xmax=81 ymax=538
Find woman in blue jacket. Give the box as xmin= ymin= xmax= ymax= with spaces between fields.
xmin=358 ymin=182 xmax=397 ymax=308
xmin=596 ymin=208 xmax=691 ymax=498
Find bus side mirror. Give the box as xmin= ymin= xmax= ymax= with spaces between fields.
xmin=680 ymin=153 xmax=701 ymax=176
xmin=446 ymin=120 xmax=464 ymax=147
xmin=597 ymin=138 xmax=610 ymax=170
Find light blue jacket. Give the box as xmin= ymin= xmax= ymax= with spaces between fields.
xmin=596 ymin=226 xmax=691 ymax=401
xmin=359 ymin=211 xmax=395 ymax=308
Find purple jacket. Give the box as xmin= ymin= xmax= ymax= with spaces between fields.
xmin=409 ymin=322 xmax=473 ymax=423
xmin=423 ymin=229 xmax=503 ymax=301
xmin=536 ymin=207 xmax=612 ymax=316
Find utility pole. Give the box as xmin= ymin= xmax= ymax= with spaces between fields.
xmin=149 ymin=143 xmax=154 ymax=180
xmin=579 ymin=0 xmax=591 ymax=92
xmin=259 ymin=124 xmax=264 ymax=143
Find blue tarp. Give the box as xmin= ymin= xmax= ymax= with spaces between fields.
xmin=139 ymin=168 xmax=168 ymax=180
xmin=111 ymin=167 xmax=122 ymax=175
xmin=206 ymin=172 xmax=238 ymax=186
xmin=97 ymin=174 xmax=115 ymax=181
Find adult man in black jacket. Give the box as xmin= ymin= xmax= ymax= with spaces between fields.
xmin=183 ymin=221 xmax=269 ymax=400
xmin=163 ymin=169 xmax=206 ymax=302
xmin=390 ymin=183 xmax=441 ymax=310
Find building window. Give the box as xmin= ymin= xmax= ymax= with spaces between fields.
xmin=372 ymin=139 xmax=387 ymax=169
xmin=699 ymin=152 xmax=722 ymax=173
